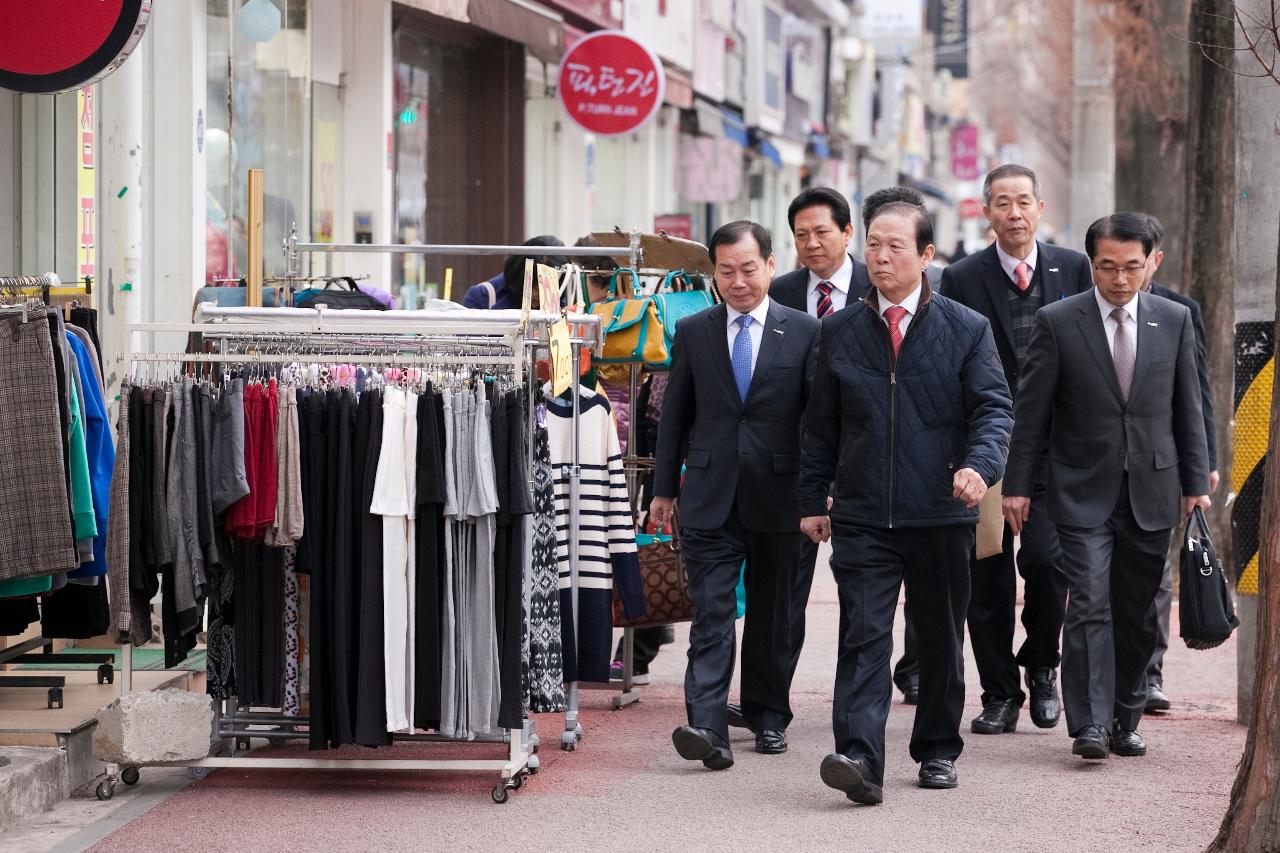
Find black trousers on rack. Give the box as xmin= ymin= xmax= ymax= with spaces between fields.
xmin=232 ymin=541 xmax=284 ymax=707
xmin=354 ymin=388 xmax=391 ymax=746
xmin=414 ymin=388 xmax=446 ymax=731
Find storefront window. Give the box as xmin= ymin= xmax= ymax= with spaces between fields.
xmin=205 ymin=0 xmax=312 ymax=284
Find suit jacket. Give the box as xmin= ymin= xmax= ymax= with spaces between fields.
xmin=1003 ymin=290 xmax=1210 ymax=532
xmin=769 ymin=254 xmax=872 ymax=316
xmin=939 ymin=241 xmax=1093 ymax=397
xmin=654 ymin=299 xmax=821 ymax=532
xmin=1151 ymin=282 xmax=1217 ymax=469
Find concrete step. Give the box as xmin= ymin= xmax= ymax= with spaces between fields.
xmin=0 ymin=746 xmax=68 ymax=833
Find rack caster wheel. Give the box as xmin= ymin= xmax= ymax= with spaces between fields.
xmin=511 ymin=772 xmax=526 ymax=790
xmin=236 ymin=738 xmax=251 ymax=751
xmin=121 ymin=767 xmax=140 ymax=786
xmin=491 ymin=785 xmax=510 ymax=804
xmin=95 ymin=781 xmax=115 ymax=801
xmin=188 ymin=767 xmax=211 ymax=780
xmin=560 ymin=738 xmax=577 ymax=752
xmin=97 ymin=663 xmax=114 ymax=685
xmin=528 ymin=755 xmax=540 ymax=774
xmin=528 ymin=733 xmax=540 ymax=752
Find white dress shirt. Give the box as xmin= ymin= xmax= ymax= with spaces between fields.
xmin=877 ymin=284 xmax=923 ymax=337
xmin=726 ymin=297 xmax=772 ymax=374
xmin=806 ymin=254 xmax=854 ymax=317
xmin=996 ymin=240 xmax=1039 ymax=284
xmin=1095 ymin=287 xmax=1140 ymax=356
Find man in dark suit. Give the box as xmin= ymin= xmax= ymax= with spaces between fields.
xmin=1002 ymin=212 xmax=1210 ymax=760
xmin=939 ymin=164 xmax=1094 ymax=736
xmin=1138 ymin=213 xmax=1219 ymax=712
xmin=653 ymin=220 xmax=820 ymax=769
xmin=801 ymin=202 xmax=1012 ymax=803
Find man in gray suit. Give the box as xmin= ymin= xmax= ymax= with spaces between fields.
xmin=653 ymin=221 xmax=821 ymax=769
xmin=1002 ymin=212 xmax=1210 ymax=761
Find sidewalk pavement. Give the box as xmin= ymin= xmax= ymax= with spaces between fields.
xmin=37 ymin=543 xmax=1244 ymax=851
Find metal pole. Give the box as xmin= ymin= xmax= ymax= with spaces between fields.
xmin=564 ymin=339 xmax=583 ymax=749
xmin=293 ymin=242 xmax=625 ymax=258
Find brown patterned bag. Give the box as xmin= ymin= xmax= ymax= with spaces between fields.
xmin=612 ymin=521 xmax=695 ymax=627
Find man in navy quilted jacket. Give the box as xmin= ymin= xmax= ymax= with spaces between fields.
xmin=799 ymin=202 xmax=1013 ymax=804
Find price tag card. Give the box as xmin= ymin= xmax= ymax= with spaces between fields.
xmin=521 ymin=258 xmax=534 ymax=326
xmin=548 ymin=319 xmax=573 ymax=396
xmin=536 ymin=263 xmax=560 ymax=314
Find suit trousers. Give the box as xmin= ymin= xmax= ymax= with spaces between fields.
xmin=1056 ymin=478 xmax=1170 ymax=735
xmin=892 ymin=598 xmax=920 ymax=690
xmin=1145 ymin=550 xmax=1175 ymax=687
xmin=968 ymin=478 xmax=1066 ymax=704
xmin=682 ymin=507 xmax=802 ymax=740
xmin=830 ymin=523 xmax=972 ymax=785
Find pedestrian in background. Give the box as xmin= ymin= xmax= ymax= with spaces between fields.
xmin=801 ymin=201 xmax=1012 ymax=803
xmin=1002 ymin=212 xmax=1209 ymax=761
xmin=461 ymin=235 xmax=566 ymax=309
xmin=939 ymin=164 xmax=1093 ymax=736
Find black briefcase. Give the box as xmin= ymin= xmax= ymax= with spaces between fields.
xmin=1179 ymin=507 xmax=1239 ymax=650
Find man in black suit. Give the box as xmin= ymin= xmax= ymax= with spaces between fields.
xmin=939 ymin=164 xmax=1094 ymax=736
xmin=653 ymin=221 xmax=820 ymax=769
xmin=1138 ymin=213 xmax=1219 ymax=712
xmin=802 ymin=202 xmax=1012 ymax=803
xmin=1002 ymin=212 xmax=1210 ymax=760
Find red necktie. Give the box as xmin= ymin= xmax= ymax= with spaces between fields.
xmin=816 ymin=281 xmax=833 ymax=318
xmin=884 ymin=305 xmax=907 ymax=358
xmin=1015 ymin=261 xmax=1031 ymax=292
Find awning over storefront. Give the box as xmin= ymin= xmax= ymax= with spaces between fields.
xmin=757 ymin=139 xmax=782 ymax=169
xmin=721 ymin=107 xmax=749 ymax=147
xmin=900 ymin=173 xmax=954 ymax=205
xmin=396 ymin=0 xmax=565 ymax=63
xmin=664 ymin=63 xmax=693 ymax=109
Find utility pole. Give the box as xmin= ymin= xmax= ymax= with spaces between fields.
xmin=1068 ymin=0 xmax=1115 ymax=248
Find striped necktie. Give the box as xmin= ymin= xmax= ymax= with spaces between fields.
xmin=816 ymin=281 xmax=834 ymax=318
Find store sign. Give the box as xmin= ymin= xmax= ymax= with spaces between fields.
xmin=78 ymin=87 xmax=97 ymax=283
xmin=0 ymin=0 xmax=151 ymax=94
xmin=950 ymin=124 xmax=980 ymax=180
xmin=654 ymin=214 xmax=693 ymax=240
xmin=929 ymin=0 xmax=968 ymax=78
xmin=958 ymin=198 xmax=982 ymax=219
xmin=559 ymin=30 xmax=666 ymax=137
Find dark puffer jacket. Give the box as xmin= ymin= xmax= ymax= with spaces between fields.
xmin=800 ymin=281 xmax=1013 ymax=528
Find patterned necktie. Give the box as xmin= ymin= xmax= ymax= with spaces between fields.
xmin=732 ymin=315 xmax=754 ymax=401
xmin=816 ymin=281 xmax=834 ymax=319
xmin=1015 ymin=261 xmax=1031 ymax=292
xmin=884 ymin=306 xmax=907 ymax=359
xmin=1111 ymin=307 xmax=1134 ymax=401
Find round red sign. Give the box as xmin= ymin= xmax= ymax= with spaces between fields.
xmin=558 ymin=30 xmax=666 ymax=137
xmin=959 ymin=198 xmax=983 ymax=219
xmin=0 ymin=0 xmax=151 ymax=94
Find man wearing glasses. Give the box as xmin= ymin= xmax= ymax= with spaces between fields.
xmin=1001 ymin=212 xmax=1210 ymax=760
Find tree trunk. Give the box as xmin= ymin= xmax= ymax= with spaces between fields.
xmin=1208 ymin=214 xmax=1280 ymax=851
xmin=1182 ymin=0 xmax=1235 ymax=553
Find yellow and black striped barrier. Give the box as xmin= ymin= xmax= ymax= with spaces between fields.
xmin=1231 ymin=321 xmax=1273 ymax=596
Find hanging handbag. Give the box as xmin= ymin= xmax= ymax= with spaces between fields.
xmin=1179 ymin=506 xmax=1239 ymax=650
xmin=649 ymin=270 xmax=716 ymax=369
xmin=612 ymin=513 xmax=696 ymax=628
xmin=590 ymin=268 xmax=669 ymax=367
xmin=294 ymin=277 xmax=388 ymax=311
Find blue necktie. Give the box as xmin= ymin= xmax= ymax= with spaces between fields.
xmin=732 ymin=315 xmax=754 ymax=402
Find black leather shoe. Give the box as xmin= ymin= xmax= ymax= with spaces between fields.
xmin=1145 ymin=684 xmax=1171 ymax=713
xmin=918 ymin=758 xmax=959 ymax=789
xmin=900 ymin=678 xmax=919 ymax=705
xmin=1071 ymin=724 xmax=1111 ymax=760
xmin=726 ymin=703 xmax=750 ymax=730
xmin=672 ymin=726 xmax=734 ymax=770
xmin=1112 ymin=728 xmax=1147 ymax=757
xmin=1025 ymin=667 xmax=1061 ymax=729
xmin=819 ymin=753 xmax=883 ymax=805
xmin=971 ymin=698 xmax=1020 ymax=734
xmin=755 ymin=730 xmax=787 ymax=754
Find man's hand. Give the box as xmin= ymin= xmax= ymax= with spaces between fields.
xmin=1184 ymin=494 xmax=1211 ymax=516
xmin=952 ymin=467 xmax=987 ymax=508
xmin=801 ymin=515 xmax=831 ymax=544
xmin=1209 ymin=470 xmax=1221 ymax=493
xmin=1002 ymin=495 xmax=1031 ymax=536
xmin=649 ymin=496 xmax=676 ymax=531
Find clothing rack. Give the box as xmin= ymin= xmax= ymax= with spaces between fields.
xmin=102 ymin=304 xmax=606 ymax=803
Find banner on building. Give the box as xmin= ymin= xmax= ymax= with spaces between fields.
xmin=559 ymin=30 xmax=666 ymax=137
xmin=0 ymin=0 xmax=151 ymax=93
xmin=929 ymin=0 xmax=968 ymax=78
xmin=77 ymin=87 xmax=96 ymax=284
xmin=950 ymin=124 xmax=979 ymax=180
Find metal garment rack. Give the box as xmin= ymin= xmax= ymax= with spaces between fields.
xmin=103 ymin=306 xmax=593 ymax=805
xmin=280 ymin=234 xmax=649 ymax=743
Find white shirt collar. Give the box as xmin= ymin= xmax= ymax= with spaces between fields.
xmin=878 ymin=283 xmax=923 ymax=318
xmin=807 ymin=254 xmax=854 ymax=295
xmin=996 ymin=240 xmax=1039 ymax=282
xmin=1095 ymin=286 xmax=1139 ymax=323
xmin=727 ymin=296 xmax=772 ymax=329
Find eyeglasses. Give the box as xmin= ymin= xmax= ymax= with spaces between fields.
xmin=1092 ymin=264 xmax=1147 ymax=281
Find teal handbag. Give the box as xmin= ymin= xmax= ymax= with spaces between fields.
xmin=651 ymin=271 xmax=716 ymax=363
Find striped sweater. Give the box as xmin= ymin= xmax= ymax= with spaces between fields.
xmin=544 ymin=386 xmax=643 ymax=683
